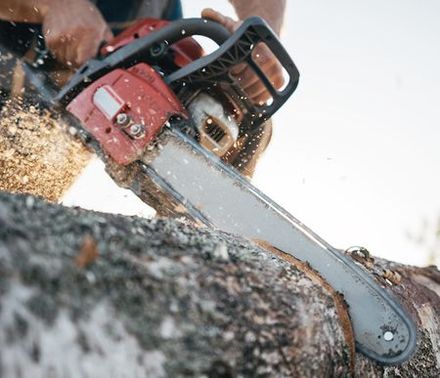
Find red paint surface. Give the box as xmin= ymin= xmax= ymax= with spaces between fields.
xmin=67 ymin=63 xmax=187 ymax=165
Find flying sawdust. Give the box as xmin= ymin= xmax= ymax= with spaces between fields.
xmin=0 ymin=98 xmax=90 ymax=202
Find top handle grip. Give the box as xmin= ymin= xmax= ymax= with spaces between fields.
xmin=166 ymin=17 xmax=300 ymax=130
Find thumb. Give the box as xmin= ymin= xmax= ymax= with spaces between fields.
xmin=104 ymin=28 xmax=114 ymax=43
xmin=201 ymin=8 xmax=240 ymax=33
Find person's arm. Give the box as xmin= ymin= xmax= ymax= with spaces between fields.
xmin=229 ymin=0 xmax=286 ymax=35
xmin=0 ymin=0 xmax=112 ymax=68
xmin=0 ymin=0 xmax=51 ymax=23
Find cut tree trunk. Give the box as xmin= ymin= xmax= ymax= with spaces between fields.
xmin=0 ymin=192 xmax=439 ymax=377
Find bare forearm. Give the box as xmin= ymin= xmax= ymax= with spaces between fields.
xmin=229 ymin=0 xmax=286 ymax=35
xmin=0 ymin=0 xmax=56 ymax=23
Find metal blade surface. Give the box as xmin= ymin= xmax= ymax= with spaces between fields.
xmin=143 ymin=127 xmax=417 ymax=364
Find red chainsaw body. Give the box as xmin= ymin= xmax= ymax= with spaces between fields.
xmin=67 ymin=19 xmax=203 ymax=165
xmin=67 ymin=63 xmax=186 ymax=165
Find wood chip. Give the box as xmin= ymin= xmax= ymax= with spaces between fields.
xmin=75 ymin=235 xmax=99 ymax=268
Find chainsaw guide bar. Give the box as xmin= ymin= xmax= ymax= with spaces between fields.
xmin=13 ymin=16 xmax=417 ymax=364
xmin=139 ymin=126 xmax=417 ymax=364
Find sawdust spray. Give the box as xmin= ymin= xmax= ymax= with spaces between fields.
xmin=0 ymin=98 xmax=90 ymax=202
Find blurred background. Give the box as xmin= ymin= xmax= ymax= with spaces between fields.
xmin=63 ymin=0 xmax=440 ymax=267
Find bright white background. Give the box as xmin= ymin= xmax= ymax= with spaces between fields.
xmin=64 ymin=0 xmax=440 ymax=267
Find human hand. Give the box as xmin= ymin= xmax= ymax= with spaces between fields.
xmin=42 ymin=0 xmax=113 ymax=68
xmin=201 ymin=8 xmax=284 ymax=105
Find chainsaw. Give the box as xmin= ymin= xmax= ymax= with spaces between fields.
xmin=17 ymin=17 xmax=416 ymax=364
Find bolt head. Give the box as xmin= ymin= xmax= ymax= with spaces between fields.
xmin=383 ymin=331 xmax=394 ymax=342
xmin=116 ymin=113 xmax=130 ymax=126
xmin=129 ymin=123 xmax=145 ymax=138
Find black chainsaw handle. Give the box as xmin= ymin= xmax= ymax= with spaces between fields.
xmin=56 ymin=18 xmax=231 ymax=105
xmin=166 ymin=17 xmax=300 ymax=131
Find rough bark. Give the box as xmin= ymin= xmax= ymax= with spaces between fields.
xmin=0 ymin=192 xmax=439 ymax=377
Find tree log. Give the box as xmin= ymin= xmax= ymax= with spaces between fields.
xmin=0 ymin=192 xmax=439 ymax=377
